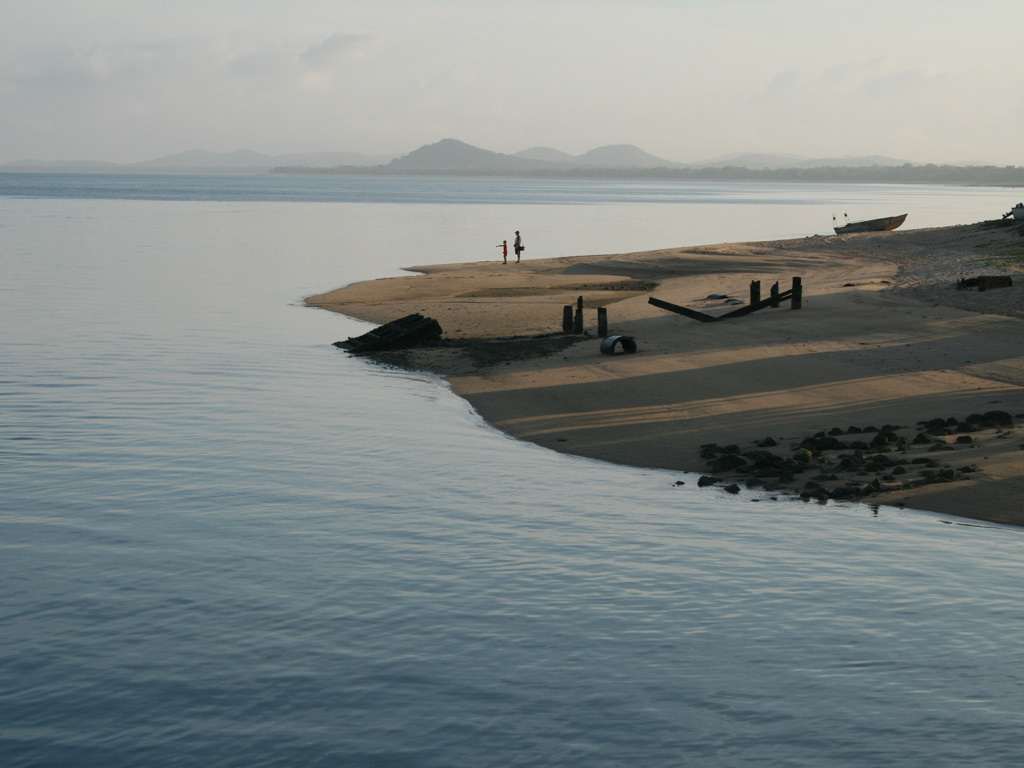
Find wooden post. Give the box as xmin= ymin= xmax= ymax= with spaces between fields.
xmin=597 ymin=307 xmax=608 ymax=337
xmin=770 ymin=281 xmax=780 ymax=308
xmin=573 ymin=295 xmax=584 ymax=334
xmin=562 ymin=305 xmax=574 ymax=333
xmin=750 ymin=280 xmax=761 ymax=305
xmin=791 ymin=276 xmax=803 ymax=310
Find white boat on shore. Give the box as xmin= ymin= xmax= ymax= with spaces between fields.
xmin=833 ymin=211 xmax=908 ymax=234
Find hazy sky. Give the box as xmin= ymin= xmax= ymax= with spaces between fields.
xmin=3 ymin=0 xmax=1022 ymax=165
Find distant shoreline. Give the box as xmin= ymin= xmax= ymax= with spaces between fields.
xmin=3 ymin=164 xmax=1023 ymax=188
xmin=272 ymin=164 xmax=1024 ymax=187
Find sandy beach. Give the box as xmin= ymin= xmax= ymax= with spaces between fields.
xmin=308 ymin=219 xmax=1024 ymax=525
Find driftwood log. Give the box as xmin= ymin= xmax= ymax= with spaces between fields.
xmin=334 ymin=313 xmax=443 ymax=354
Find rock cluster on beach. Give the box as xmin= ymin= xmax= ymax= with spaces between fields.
xmin=696 ymin=411 xmax=1019 ymax=504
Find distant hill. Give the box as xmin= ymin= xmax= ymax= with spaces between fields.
xmin=270 ymin=141 xmax=1024 ymax=184
xmin=514 ymin=146 xmax=577 ymax=163
xmin=6 ymin=140 xmax=1021 ymax=185
xmin=512 ymin=144 xmax=679 ymax=168
xmin=381 ymin=139 xmax=680 ymax=173
xmin=386 ymin=139 xmax=551 ymax=172
xmin=575 ymin=144 xmax=681 ymax=168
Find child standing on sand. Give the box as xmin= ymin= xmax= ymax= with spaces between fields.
xmin=496 ymin=240 xmax=508 ymax=264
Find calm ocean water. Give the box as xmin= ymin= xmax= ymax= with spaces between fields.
xmin=2 ymin=173 xmax=1023 ymax=767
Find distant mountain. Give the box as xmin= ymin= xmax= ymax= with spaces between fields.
xmin=513 ymin=144 xmax=680 ymax=168
xmin=9 ymin=140 xmax=1003 ymax=182
xmin=514 ymin=146 xmax=577 ymax=163
xmin=131 ymin=149 xmax=271 ymax=169
xmin=387 ymin=139 xmax=552 ymax=172
xmin=575 ymin=144 xmax=681 ymax=168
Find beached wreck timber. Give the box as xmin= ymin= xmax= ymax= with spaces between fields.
xmin=833 ymin=212 xmax=908 ymax=234
xmin=334 ymin=313 xmax=443 ymax=354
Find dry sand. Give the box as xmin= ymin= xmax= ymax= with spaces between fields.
xmin=308 ymin=220 xmax=1024 ymax=526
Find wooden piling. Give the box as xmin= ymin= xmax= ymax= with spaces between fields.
xmin=791 ymin=276 xmax=803 ymax=310
xmin=597 ymin=307 xmax=608 ymax=337
xmin=573 ymin=295 xmax=584 ymax=334
xmin=770 ymin=281 xmax=780 ymax=308
xmin=750 ymin=280 xmax=761 ymax=305
xmin=562 ymin=305 xmax=574 ymax=333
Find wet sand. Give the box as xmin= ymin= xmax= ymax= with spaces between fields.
xmin=308 ymin=220 xmax=1024 ymax=526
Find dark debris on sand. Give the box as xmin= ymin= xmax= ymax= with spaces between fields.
xmin=359 ymin=332 xmax=587 ymax=373
xmin=694 ymin=410 xmax=1019 ymax=505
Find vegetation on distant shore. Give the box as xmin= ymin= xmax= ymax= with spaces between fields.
xmin=272 ymin=162 xmax=1024 ymax=186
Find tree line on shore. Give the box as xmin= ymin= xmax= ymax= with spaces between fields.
xmin=273 ymin=163 xmax=1024 ymax=186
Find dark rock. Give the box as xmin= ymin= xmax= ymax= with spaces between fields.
xmin=711 ymin=454 xmax=749 ymax=473
xmin=723 ymin=484 xmax=741 ymax=494
xmin=982 ymin=410 xmax=1014 ymax=427
xmin=698 ymin=475 xmax=720 ymax=487
xmin=870 ymin=432 xmax=894 ymax=448
xmin=801 ymin=435 xmax=847 ymax=451
xmin=955 ymin=435 xmax=974 ymax=444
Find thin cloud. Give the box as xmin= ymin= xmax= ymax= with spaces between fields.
xmin=300 ymin=33 xmax=373 ymax=70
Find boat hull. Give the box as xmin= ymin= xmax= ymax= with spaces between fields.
xmin=834 ymin=213 xmax=908 ymax=234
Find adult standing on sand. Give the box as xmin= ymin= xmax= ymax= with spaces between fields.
xmin=514 ymin=231 xmax=524 ymax=263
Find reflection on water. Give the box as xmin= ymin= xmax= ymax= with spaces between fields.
xmin=2 ymin=176 xmax=1023 ymax=766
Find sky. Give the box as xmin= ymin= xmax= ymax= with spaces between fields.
xmin=2 ymin=0 xmax=1022 ymax=165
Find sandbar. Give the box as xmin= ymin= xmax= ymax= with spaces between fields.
xmin=308 ymin=220 xmax=1024 ymax=526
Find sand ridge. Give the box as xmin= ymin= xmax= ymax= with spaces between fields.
xmin=308 ymin=220 xmax=1024 ymax=525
